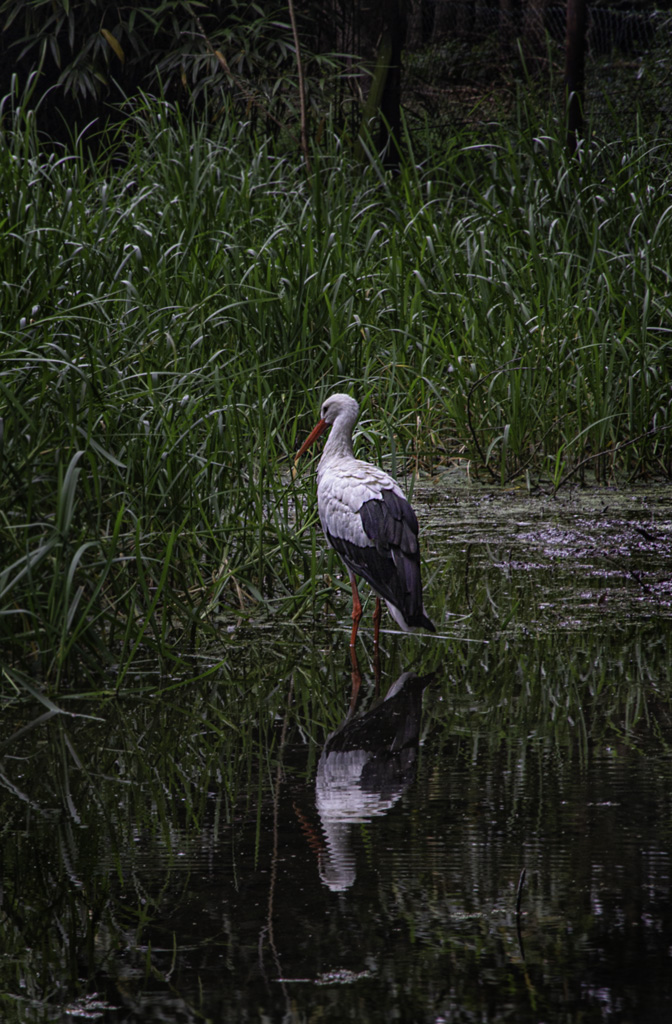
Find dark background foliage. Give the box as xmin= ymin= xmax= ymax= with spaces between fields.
xmin=2 ymin=0 xmax=672 ymax=146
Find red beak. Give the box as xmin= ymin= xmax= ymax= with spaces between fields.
xmin=295 ymin=418 xmax=328 ymax=460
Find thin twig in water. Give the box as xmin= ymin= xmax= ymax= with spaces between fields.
xmin=516 ymin=866 xmax=526 ymax=917
xmin=262 ymin=674 xmax=294 ymax=987
xmin=515 ymin=866 xmax=526 ymax=962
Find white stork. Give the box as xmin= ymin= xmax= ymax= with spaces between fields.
xmin=295 ymin=393 xmax=435 ymax=649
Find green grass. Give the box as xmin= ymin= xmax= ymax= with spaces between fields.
xmin=1 ymin=83 xmax=671 ymax=689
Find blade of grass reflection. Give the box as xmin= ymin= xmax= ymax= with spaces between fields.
xmin=2 ymin=668 xmax=104 ymax=721
xmin=264 ymin=673 xmax=294 ymax=984
xmin=0 ymin=709 xmax=61 ymax=754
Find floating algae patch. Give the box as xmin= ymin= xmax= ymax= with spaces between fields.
xmin=416 ymin=478 xmax=672 ymax=639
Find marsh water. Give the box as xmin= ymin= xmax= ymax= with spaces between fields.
xmin=2 ymin=482 xmax=672 ymax=1023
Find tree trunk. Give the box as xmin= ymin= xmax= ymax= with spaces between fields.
xmin=379 ymin=0 xmax=407 ymax=168
xmin=356 ymin=0 xmax=407 ymax=169
xmin=565 ymin=0 xmax=587 ymax=155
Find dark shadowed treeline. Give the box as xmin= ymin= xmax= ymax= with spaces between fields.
xmin=1 ymin=0 xmax=671 ymax=148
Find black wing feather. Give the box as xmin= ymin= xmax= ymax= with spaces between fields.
xmin=327 ymin=488 xmax=434 ymax=630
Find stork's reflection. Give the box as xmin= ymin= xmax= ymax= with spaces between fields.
xmin=315 ymin=666 xmax=434 ymax=892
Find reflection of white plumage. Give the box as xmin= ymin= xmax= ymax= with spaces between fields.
xmin=296 ymin=393 xmax=435 ymax=648
xmin=315 ymin=669 xmax=432 ymax=891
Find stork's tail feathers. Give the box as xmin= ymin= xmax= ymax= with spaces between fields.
xmin=385 ymin=601 xmax=436 ymax=634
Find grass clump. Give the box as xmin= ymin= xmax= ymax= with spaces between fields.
xmin=1 ymin=83 xmax=671 ymax=689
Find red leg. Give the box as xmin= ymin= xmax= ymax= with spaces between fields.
xmin=349 ymin=572 xmax=362 ymax=648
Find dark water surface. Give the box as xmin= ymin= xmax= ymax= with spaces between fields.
xmin=2 ymin=484 xmax=672 ymax=1023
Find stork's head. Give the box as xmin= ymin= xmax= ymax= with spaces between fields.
xmin=295 ymin=392 xmax=360 ymax=461
xmin=319 ymin=393 xmax=359 ymax=426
